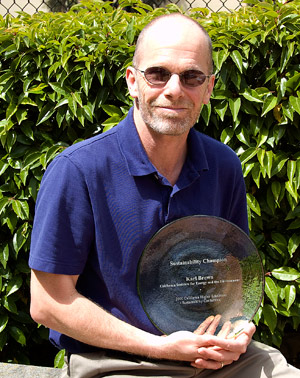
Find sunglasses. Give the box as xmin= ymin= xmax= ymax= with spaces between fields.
xmin=136 ymin=67 xmax=211 ymax=88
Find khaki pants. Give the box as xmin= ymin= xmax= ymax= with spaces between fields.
xmin=61 ymin=341 xmax=300 ymax=378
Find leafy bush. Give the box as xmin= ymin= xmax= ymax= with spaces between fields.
xmin=0 ymin=0 xmax=299 ymax=366
xmin=196 ymin=0 xmax=300 ymax=351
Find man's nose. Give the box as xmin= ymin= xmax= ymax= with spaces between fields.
xmin=163 ymin=73 xmax=184 ymax=99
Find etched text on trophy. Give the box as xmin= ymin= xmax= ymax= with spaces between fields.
xmin=185 ymin=275 xmax=213 ymax=282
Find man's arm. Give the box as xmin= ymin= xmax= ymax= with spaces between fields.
xmin=30 ymin=269 xmax=255 ymax=369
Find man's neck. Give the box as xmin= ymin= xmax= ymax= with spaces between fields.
xmin=134 ymin=113 xmax=189 ymax=186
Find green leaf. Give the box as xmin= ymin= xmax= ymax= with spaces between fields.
xmin=56 ymin=106 xmax=65 ymax=127
xmin=27 ymin=83 xmax=48 ymax=94
xmin=285 ymin=181 xmax=298 ymax=202
xmin=6 ymin=275 xmax=22 ymax=297
xmin=201 ymin=103 xmax=211 ymax=126
xmin=0 ymin=197 xmax=9 ymax=215
xmin=49 ymin=82 xmax=69 ymax=97
xmin=241 ymin=89 xmax=263 ymax=103
xmin=13 ymin=223 xmax=29 ymax=254
xmin=37 ymin=103 xmax=55 ymax=125
xmin=284 ymin=285 xmax=296 ymax=311
xmin=229 ymin=97 xmax=241 ymax=122
xmin=279 ymin=77 xmax=287 ymax=98
xmin=28 ymin=177 xmax=39 ymax=201
xmin=236 ymin=127 xmax=250 ymax=146
xmin=45 ymin=145 xmax=63 ymax=166
xmin=83 ymin=103 xmax=94 ymax=122
xmin=286 ymin=73 xmax=300 ymax=93
xmin=0 ymin=315 xmax=9 ymax=333
xmin=247 ymin=193 xmax=261 ymax=216
xmin=20 ymin=122 xmax=33 ymax=140
xmin=264 ymin=277 xmax=278 ymax=307
xmin=6 ymin=100 xmax=18 ymax=120
xmin=262 ymin=304 xmax=277 ymax=334
xmin=81 ymin=70 xmax=93 ymax=97
xmin=257 ymin=128 xmax=268 ymax=148
xmin=264 ymin=151 xmax=273 ymax=178
xmin=287 ymin=218 xmax=300 ymax=230
xmin=253 ymin=306 xmax=262 ymax=325
xmin=271 ymin=153 xmax=288 ymax=176
xmin=0 ymin=331 xmax=7 ymax=351
xmin=102 ymin=104 xmax=123 ymax=117
xmin=280 ymin=42 xmax=294 ymax=73
xmin=12 ymin=200 xmax=29 ymax=220
xmin=0 ymin=243 xmax=9 ymax=269
xmin=262 ymin=68 xmax=277 ymax=84
xmin=23 ymin=151 xmax=42 ymax=169
xmin=54 ymin=349 xmax=66 ymax=368
xmin=272 ymin=267 xmax=300 ymax=281
xmin=290 ymin=96 xmax=300 ymax=115
xmin=220 ymin=127 xmax=234 ymax=145
xmin=61 ymin=52 xmax=71 ymax=68
xmin=214 ymin=100 xmax=228 ymax=121
xmin=0 ymin=160 xmax=9 ymax=176
xmin=125 ymin=17 xmax=136 ymax=44
xmin=68 ymin=95 xmax=77 ymax=116
xmin=102 ymin=115 xmax=122 ymax=130
xmin=212 ymin=49 xmax=229 ymax=72
xmin=3 ymin=296 xmax=18 ymax=314
xmin=287 ymin=160 xmax=296 ymax=184
xmin=19 ymin=97 xmax=37 ymax=107
xmin=271 ymin=181 xmax=282 ymax=204
xmin=96 ymin=67 xmax=105 ymax=86
xmin=55 ymin=98 xmax=69 ymax=109
xmin=9 ymin=326 xmax=26 ymax=346
xmin=261 ymin=94 xmax=277 ymax=116
xmin=72 ymin=92 xmax=83 ymax=108
xmin=231 ymin=50 xmax=243 ymax=73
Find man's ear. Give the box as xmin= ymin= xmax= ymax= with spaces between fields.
xmin=126 ymin=66 xmax=139 ymax=99
xmin=203 ymin=74 xmax=215 ymax=105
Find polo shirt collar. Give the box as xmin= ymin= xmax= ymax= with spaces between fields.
xmin=118 ymin=107 xmax=157 ymax=176
xmin=118 ymin=107 xmax=209 ymax=177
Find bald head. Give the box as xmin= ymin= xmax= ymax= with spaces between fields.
xmin=133 ymin=14 xmax=213 ymax=74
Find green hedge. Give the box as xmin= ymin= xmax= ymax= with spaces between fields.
xmin=0 ymin=0 xmax=299 ymax=366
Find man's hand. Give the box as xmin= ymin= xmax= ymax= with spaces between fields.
xmin=191 ymin=318 xmax=256 ymax=370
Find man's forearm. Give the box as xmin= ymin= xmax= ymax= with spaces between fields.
xmin=30 ymin=270 xmax=162 ymax=357
xmin=30 ymin=270 xmax=254 ymax=366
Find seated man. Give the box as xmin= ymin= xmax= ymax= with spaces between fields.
xmin=29 ymin=13 xmax=300 ymax=378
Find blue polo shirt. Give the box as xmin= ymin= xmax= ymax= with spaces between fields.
xmin=29 ymin=107 xmax=248 ymax=353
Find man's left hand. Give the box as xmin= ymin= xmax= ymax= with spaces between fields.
xmin=191 ymin=317 xmax=256 ymax=370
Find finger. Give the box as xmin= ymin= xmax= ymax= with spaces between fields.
xmin=229 ymin=322 xmax=255 ymax=346
xmin=227 ymin=321 xmax=256 ymax=340
xmin=205 ymin=314 xmax=221 ymax=335
xmin=194 ymin=316 xmax=215 ymax=335
xmin=191 ymin=358 xmax=231 ymax=370
xmin=217 ymin=320 xmax=232 ymax=338
xmin=239 ymin=322 xmax=256 ymax=339
xmin=200 ymin=333 xmax=248 ymax=353
xmin=198 ymin=345 xmax=240 ymax=362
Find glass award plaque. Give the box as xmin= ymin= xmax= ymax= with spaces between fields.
xmin=137 ymin=215 xmax=264 ymax=337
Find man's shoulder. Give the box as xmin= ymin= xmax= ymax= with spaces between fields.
xmin=59 ymin=109 xmax=133 ymax=162
xmin=62 ymin=125 xmax=119 ymax=158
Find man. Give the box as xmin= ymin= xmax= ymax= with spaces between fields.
xmin=29 ymin=13 xmax=300 ymax=378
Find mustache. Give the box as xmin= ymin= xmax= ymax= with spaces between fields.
xmin=150 ymin=100 xmax=193 ymax=108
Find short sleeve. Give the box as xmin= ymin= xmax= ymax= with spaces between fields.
xmin=29 ymin=155 xmax=95 ymax=274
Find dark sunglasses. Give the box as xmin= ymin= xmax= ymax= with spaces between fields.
xmin=136 ymin=67 xmax=211 ymax=88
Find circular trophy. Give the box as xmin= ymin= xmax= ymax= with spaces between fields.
xmin=137 ymin=215 xmax=264 ymax=337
